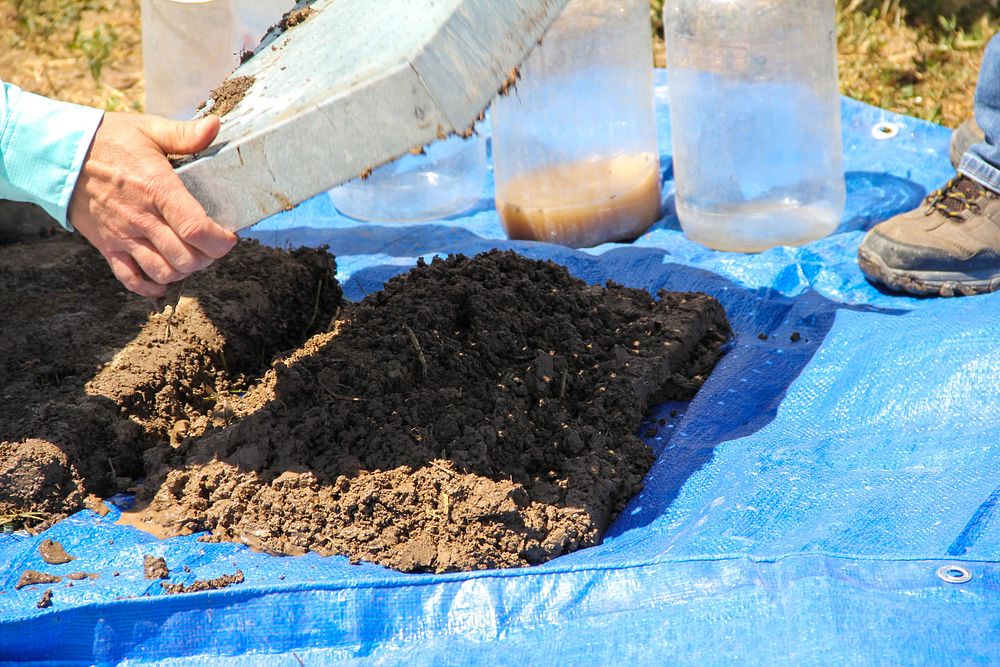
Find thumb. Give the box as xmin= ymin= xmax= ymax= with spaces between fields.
xmin=143 ymin=115 xmax=220 ymax=156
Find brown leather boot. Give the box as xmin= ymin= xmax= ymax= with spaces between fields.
xmin=858 ymin=174 xmax=1000 ymax=296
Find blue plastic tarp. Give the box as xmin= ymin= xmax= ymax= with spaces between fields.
xmin=2 ymin=70 xmax=998 ymax=665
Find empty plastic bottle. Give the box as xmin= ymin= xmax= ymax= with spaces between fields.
xmin=663 ymin=0 xmax=845 ymax=252
xmin=327 ymin=132 xmax=488 ymax=223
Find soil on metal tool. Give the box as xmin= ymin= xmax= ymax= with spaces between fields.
xmin=280 ymin=7 xmax=316 ymax=30
xmin=199 ymin=75 xmax=256 ymax=118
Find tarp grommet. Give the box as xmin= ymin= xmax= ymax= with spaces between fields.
xmin=937 ymin=564 xmax=973 ymax=584
xmin=872 ymin=121 xmax=900 ymax=140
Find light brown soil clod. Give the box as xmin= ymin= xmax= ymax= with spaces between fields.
xmin=38 ymin=539 xmax=74 ymax=565
xmin=16 ymin=571 xmax=62 ymax=590
xmin=143 ymin=555 xmax=169 ymax=580
xmin=36 ymin=589 xmax=53 ymax=608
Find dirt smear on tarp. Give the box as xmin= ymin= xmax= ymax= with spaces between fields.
xmin=1 ymin=239 xmax=729 ymax=574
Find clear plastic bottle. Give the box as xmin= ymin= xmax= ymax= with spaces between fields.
xmin=490 ymin=0 xmax=661 ymax=248
xmin=663 ymin=0 xmax=845 ymax=252
xmin=327 ymin=132 xmax=488 ymax=223
xmin=141 ymin=0 xmax=239 ymax=119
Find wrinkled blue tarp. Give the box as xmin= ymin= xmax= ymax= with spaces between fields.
xmin=2 ymin=71 xmax=998 ymax=665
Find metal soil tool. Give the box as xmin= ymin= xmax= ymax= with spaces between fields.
xmin=175 ymin=0 xmax=571 ymax=232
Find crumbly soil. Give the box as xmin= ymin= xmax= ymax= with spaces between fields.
xmin=279 ymin=7 xmax=315 ymax=30
xmin=199 ymin=75 xmax=255 ymax=118
xmin=132 ymin=251 xmax=731 ymax=572
xmin=0 ymin=235 xmax=340 ymax=529
xmin=143 ymin=555 xmax=169 ymax=580
xmin=1 ymin=239 xmax=729 ymax=574
xmin=161 ymin=570 xmax=244 ymax=594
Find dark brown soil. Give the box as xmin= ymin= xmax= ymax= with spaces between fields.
xmin=143 ymin=555 xmax=169 ymax=580
xmin=0 ymin=235 xmax=340 ymax=530
xmin=200 ymin=75 xmax=255 ymax=118
xmin=38 ymin=539 xmax=74 ymax=565
xmin=161 ymin=570 xmax=244 ymax=595
xmin=15 ymin=571 xmax=61 ymax=590
xmin=133 ymin=251 xmax=730 ymax=572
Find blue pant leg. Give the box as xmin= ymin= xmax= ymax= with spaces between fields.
xmin=960 ymin=34 xmax=1000 ymax=191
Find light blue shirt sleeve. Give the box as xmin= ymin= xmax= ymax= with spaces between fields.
xmin=0 ymin=79 xmax=104 ymax=230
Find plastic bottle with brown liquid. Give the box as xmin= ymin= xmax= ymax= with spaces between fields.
xmin=491 ymin=0 xmax=661 ymax=248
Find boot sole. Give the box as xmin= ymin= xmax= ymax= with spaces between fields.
xmin=858 ymin=246 xmax=1000 ymax=297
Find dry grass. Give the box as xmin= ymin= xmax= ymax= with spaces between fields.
xmin=0 ymin=0 xmax=143 ymax=112
xmin=0 ymin=0 xmax=997 ymax=127
xmin=655 ymin=0 xmax=998 ymax=127
xmin=837 ymin=0 xmax=999 ymax=126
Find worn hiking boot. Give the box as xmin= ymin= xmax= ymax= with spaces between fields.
xmin=950 ymin=117 xmax=985 ymax=169
xmin=858 ymin=174 xmax=1000 ymax=296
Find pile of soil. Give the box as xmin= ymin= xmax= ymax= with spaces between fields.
xmin=134 ymin=251 xmax=730 ymax=572
xmin=1 ymin=239 xmax=730 ymax=574
xmin=0 ymin=235 xmax=340 ymax=528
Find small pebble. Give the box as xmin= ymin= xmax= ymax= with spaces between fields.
xmin=790 ymin=332 xmax=801 ymax=343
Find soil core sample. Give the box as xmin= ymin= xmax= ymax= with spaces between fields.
xmin=137 ymin=251 xmax=730 ymax=572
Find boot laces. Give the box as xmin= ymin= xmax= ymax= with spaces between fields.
xmin=924 ymin=175 xmax=988 ymax=221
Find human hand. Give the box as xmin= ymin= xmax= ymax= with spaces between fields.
xmin=68 ymin=112 xmax=237 ymax=298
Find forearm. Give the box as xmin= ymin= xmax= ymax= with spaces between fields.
xmin=0 ymin=79 xmax=103 ymax=229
